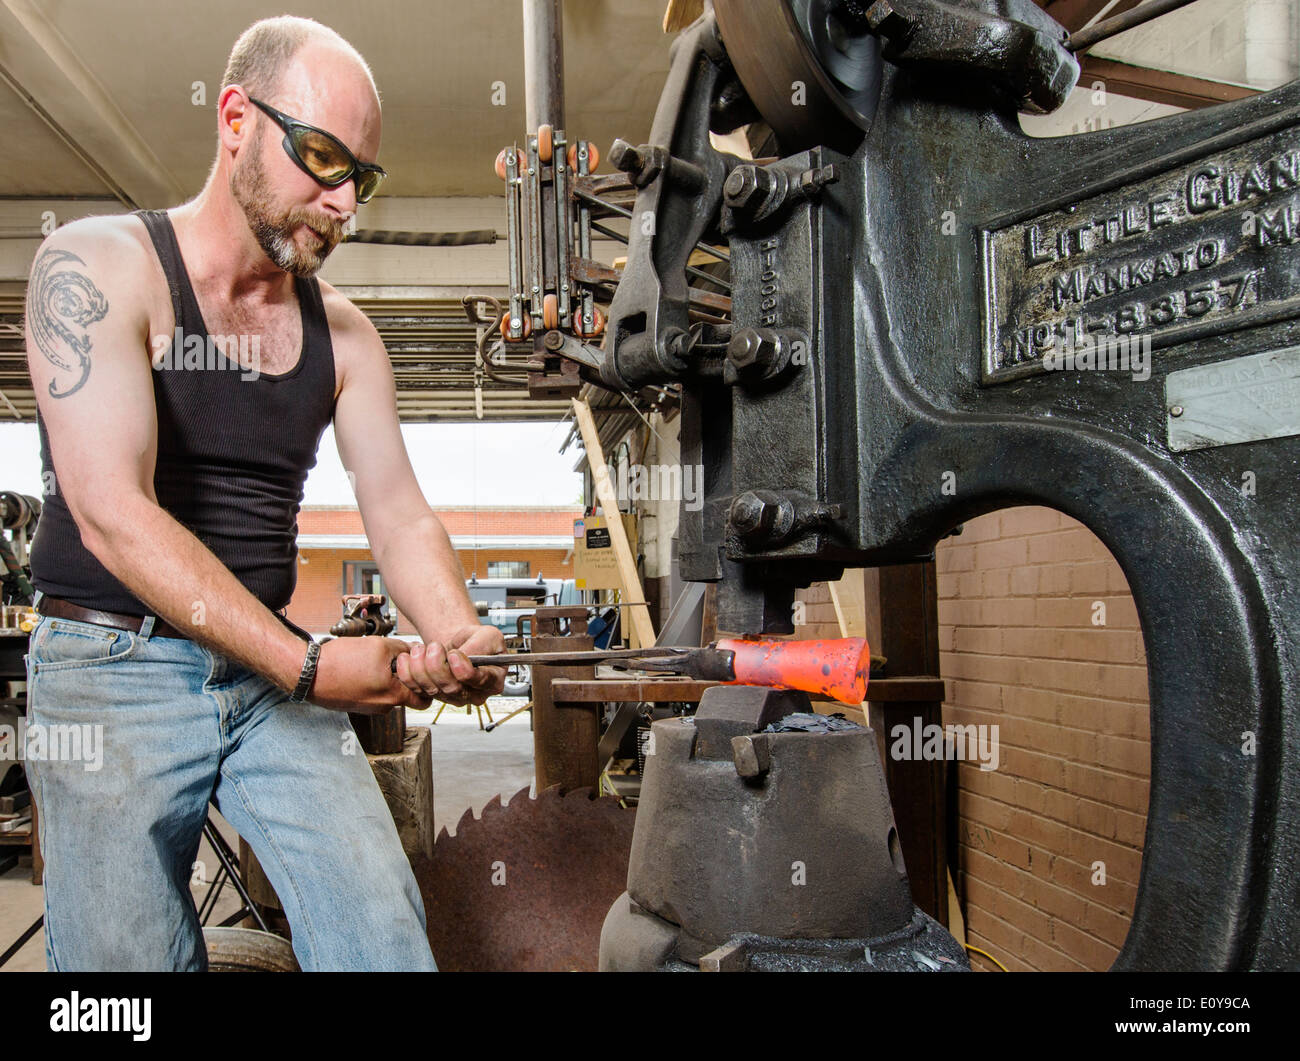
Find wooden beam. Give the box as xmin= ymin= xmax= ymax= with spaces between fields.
xmin=873 ymin=561 xmax=948 ymax=926
xmin=572 ymin=397 xmax=657 ymax=648
xmin=663 ymin=0 xmax=705 ymax=34
xmin=550 ymin=675 xmax=946 ymax=704
xmin=554 ymin=677 xmax=716 ymax=703
xmin=1080 ymin=56 xmax=1258 ymax=109
xmin=827 ymin=570 xmax=867 ymax=640
xmin=1041 ymin=0 xmax=1123 ymax=34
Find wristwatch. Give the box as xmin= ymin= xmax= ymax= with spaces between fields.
xmin=289 ymin=639 xmax=322 ymax=703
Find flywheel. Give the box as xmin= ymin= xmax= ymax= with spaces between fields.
xmin=713 ymin=0 xmax=882 ymax=156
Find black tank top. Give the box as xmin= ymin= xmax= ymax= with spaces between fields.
xmin=31 ymin=209 xmax=337 ymax=615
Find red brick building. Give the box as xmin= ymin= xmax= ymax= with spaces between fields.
xmin=286 ymin=505 xmax=582 ymax=636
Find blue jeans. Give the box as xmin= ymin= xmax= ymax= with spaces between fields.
xmin=23 ymin=610 xmax=437 ymax=972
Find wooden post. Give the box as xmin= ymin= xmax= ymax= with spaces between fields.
xmin=531 ymin=607 xmax=599 ymax=792
xmin=348 ymin=707 xmax=405 ymax=756
xmin=663 ymin=0 xmax=706 ymax=33
xmin=571 ymin=397 xmax=656 ymax=648
xmin=870 ymin=561 xmax=948 ymax=926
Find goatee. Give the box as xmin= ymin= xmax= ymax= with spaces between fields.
xmin=231 ymin=139 xmax=342 ymax=277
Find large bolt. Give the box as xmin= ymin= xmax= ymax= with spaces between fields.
xmin=724 ymin=328 xmax=791 ymax=386
xmin=724 ymin=164 xmax=782 ymax=215
xmin=864 ymin=0 xmax=916 ymax=43
xmin=727 ymin=329 xmax=778 ymax=371
xmin=663 ymin=326 xmax=692 ymax=370
xmin=794 ymin=164 xmax=841 ymax=199
xmin=612 ymin=140 xmax=672 ymax=187
xmin=724 ymin=166 xmax=763 ymax=212
xmin=729 ymin=491 xmax=773 ymax=540
xmin=609 ymin=138 xmax=643 ymax=175
xmin=730 ymin=490 xmax=797 ymax=546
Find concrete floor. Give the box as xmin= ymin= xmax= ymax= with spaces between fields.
xmin=0 ymin=699 xmax=535 ymax=972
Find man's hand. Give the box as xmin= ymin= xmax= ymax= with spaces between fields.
xmin=393 ymin=624 xmax=507 ymax=706
xmin=309 ymin=637 xmax=434 ymax=714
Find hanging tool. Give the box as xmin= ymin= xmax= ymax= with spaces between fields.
xmin=393 ymin=636 xmax=871 ymax=705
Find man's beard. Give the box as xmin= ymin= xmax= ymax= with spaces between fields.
xmin=231 ymin=137 xmax=343 ymax=278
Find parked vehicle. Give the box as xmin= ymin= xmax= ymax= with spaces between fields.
xmin=465 ymin=576 xmax=580 ymax=696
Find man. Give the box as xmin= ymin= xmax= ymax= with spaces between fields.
xmin=22 ymin=16 xmax=504 ymax=971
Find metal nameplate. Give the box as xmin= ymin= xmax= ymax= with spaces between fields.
xmin=982 ymin=125 xmax=1300 ymax=383
xmin=1165 ymin=344 xmax=1300 ymax=452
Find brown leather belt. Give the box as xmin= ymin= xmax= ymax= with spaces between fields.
xmin=36 ymin=596 xmax=315 ymax=645
xmin=37 ymin=597 xmax=189 ymax=638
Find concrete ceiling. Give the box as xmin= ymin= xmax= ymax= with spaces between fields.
xmin=0 ymin=1 xmax=1269 ymax=425
xmin=0 ymin=0 xmax=674 ymax=204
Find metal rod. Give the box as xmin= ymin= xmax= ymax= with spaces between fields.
xmin=523 ymin=0 xmax=565 ymax=327
xmin=686 ymin=263 xmax=731 ymax=291
xmin=590 ymin=219 xmax=630 ymax=244
xmin=575 ymin=187 xmax=635 ymax=219
xmin=394 ymin=647 xmax=685 ymax=673
xmin=343 ymin=229 xmax=497 ymax=246
xmin=484 ymin=700 xmax=534 ymax=732
xmin=577 ymin=189 xmax=732 ymax=265
xmin=690 ymin=242 xmax=730 ymax=264
xmin=1066 ymin=0 xmax=1201 ymax=53
xmin=586 ymin=220 xmax=731 ymax=291
xmin=556 ymin=129 xmax=572 ymax=319
xmin=504 ymin=148 xmax=525 ymax=332
xmin=526 ymin=135 xmax=544 ymax=325
xmin=576 ymin=141 xmax=595 ymax=330
xmin=202 ymin=817 xmax=271 ymax=933
xmin=0 ymin=915 xmax=43 ymax=969
xmin=468 ymin=647 xmax=684 ymax=666
xmin=197 ymin=864 xmax=227 ymax=923
xmin=523 ymin=0 xmax=565 ymax=133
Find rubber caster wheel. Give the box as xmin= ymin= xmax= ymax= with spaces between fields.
xmin=573 ymin=306 xmax=605 ymax=338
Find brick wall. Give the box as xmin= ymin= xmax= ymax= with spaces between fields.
xmin=791 ymin=507 xmax=1150 ymax=971
xmin=937 ymin=507 xmax=1150 ymax=971
xmin=286 ymin=505 xmax=581 ymax=635
xmin=793 ymin=582 xmax=840 ymax=639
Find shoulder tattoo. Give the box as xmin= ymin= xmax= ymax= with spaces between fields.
xmin=27 ymin=246 xmax=110 ymax=399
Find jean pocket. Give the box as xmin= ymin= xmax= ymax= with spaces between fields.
xmin=28 ymin=617 xmax=138 ymax=672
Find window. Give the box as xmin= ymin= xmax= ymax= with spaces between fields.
xmin=343 ymin=562 xmax=385 ymax=597
xmin=488 ymin=561 xmax=530 ymax=579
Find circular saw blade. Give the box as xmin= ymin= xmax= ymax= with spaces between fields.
xmin=714 ymin=0 xmax=881 ymax=156
xmin=412 ymin=785 xmax=636 ymax=972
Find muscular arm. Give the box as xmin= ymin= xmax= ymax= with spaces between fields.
xmin=25 ymin=223 xmax=421 ymax=710
xmin=331 ymin=297 xmax=505 ymax=703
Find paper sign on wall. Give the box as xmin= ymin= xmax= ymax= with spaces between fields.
xmin=573 ymin=514 xmax=638 ymax=590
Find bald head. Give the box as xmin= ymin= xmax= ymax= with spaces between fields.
xmin=220 ymin=16 xmax=378 ymax=105
xmin=211 ymin=18 xmax=384 ymax=277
